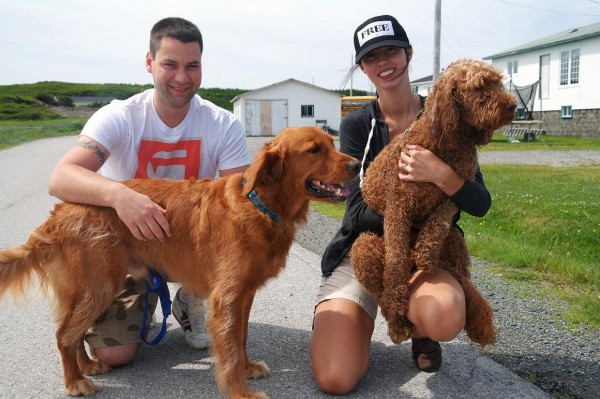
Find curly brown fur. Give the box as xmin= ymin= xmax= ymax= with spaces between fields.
xmin=351 ymin=59 xmax=516 ymax=345
xmin=0 ymin=126 xmax=360 ymax=399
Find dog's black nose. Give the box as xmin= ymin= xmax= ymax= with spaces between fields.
xmin=508 ymin=103 xmax=517 ymax=112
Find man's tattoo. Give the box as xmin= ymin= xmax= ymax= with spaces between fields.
xmin=78 ymin=139 xmax=108 ymax=164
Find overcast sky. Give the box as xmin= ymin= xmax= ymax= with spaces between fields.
xmin=1 ymin=0 xmax=599 ymax=93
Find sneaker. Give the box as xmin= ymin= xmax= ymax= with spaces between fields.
xmin=172 ymin=288 xmax=210 ymax=349
xmin=411 ymin=337 xmax=442 ymax=372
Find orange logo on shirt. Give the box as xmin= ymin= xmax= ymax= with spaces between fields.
xmin=135 ymin=140 xmax=201 ymax=179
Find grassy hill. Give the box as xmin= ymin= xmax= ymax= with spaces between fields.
xmin=0 ymin=82 xmax=368 ymax=122
xmin=0 ymin=82 xmax=248 ymax=121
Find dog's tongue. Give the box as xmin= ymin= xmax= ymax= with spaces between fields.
xmin=311 ymin=180 xmax=349 ymax=198
xmin=326 ymin=182 xmax=349 ymax=198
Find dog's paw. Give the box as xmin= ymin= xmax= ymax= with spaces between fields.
xmin=387 ymin=315 xmax=412 ymax=344
xmin=233 ymin=391 xmax=270 ymax=399
xmin=245 ymin=360 xmax=270 ymax=379
xmin=80 ymin=358 xmax=110 ymax=376
xmin=412 ymin=251 xmax=437 ymax=272
xmin=66 ymin=377 xmax=97 ymax=396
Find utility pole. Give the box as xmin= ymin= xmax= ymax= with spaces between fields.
xmin=433 ymin=0 xmax=441 ymax=82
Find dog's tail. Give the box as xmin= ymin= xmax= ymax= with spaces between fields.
xmin=0 ymin=225 xmax=58 ymax=301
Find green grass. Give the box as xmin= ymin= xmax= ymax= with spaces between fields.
xmin=461 ymin=164 xmax=600 ymax=327
xmin=0 ymin=118 xmax=85 ymax=150
xmin=0 ymin=82 xmax=247 ymax=119
xmin=312 ymin=161 xmax=600 ymax=328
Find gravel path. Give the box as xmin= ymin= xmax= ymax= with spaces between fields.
xmin=480 ymin=150 xmax=600 ymax=166
xmin=246 ymin=137 xmax=600 ymax=399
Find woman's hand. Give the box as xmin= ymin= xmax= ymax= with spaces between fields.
xmin=398 ymin=144 xmax=465 ymax=196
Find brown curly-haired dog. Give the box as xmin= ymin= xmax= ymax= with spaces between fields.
xmin=351 ymin=59 xmax=516 ymax=346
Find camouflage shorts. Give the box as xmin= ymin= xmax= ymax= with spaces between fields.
xmin=85 ymin=274 xmax=158 ymax=349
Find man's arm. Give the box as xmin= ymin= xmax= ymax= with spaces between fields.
xmin=219 ymin=164 xmax=249 ymax=177
xmin=48 ymin=136 xmax=170 ymax=241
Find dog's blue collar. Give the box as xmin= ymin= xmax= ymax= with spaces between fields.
xmin=243 ymin=180 xmax=279 ymax=223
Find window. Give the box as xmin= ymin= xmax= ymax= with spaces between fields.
xmin=570 ymin=49 xmax=580 ymax=84
xmin=301 ymin=105 xmax=314 ymax=117
xmin=560 ymin=49 xmax=580 ymax=85
xmin=507 ymin=60 xmax=518 ymax=76
xmin=561 ymin=105 xmax=573 ymax=119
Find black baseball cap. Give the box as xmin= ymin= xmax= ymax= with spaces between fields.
xmin=354 ymin=15 xmax=410 ymax=64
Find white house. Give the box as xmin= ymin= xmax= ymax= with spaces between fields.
xmin=410 ymin=75 xmax=434 ymax=97
xmin=231 ymin=79 xmax=341 ymax=136
xmin=483 ymin=22 xmax=600 ymax=137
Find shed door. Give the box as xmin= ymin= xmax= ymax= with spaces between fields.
xmin=245 ymin=100 xmax=287 ymax=136
xmin=270 ymin=100 xmax=287 ymax=135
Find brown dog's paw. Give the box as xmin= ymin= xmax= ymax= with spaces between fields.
xmin=245 ymin=360 xmax=270 ymax=379
xmin=465 ymin=309 xmax=497 ymax=349
xmin=66 ymin=377 xmax=97 ymax=396
xmin=461 ymin=279 xmax=497 ymax=348
xmin=386 ymin=314 xmax=413 ymax=344
xmin=236 ymin=391 xmax=271 ymax=399
xmin=80 ymin=358 xmax=110 ymax=376
xmin=412 ymin=249 xmax=438 ymax=273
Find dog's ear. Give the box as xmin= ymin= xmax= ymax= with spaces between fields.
xmin=242 ymin=143 xmax=286 ymax=195
xmin=428 ymin=81 xmax=460 ymax=144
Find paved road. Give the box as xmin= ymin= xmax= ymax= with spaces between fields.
xmin=0 ymin=136 xmax=554 ymax=398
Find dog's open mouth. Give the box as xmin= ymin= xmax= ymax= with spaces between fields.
xmin=307 ymin=180 xmax=350 ymax=202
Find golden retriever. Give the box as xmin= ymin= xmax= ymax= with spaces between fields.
xmin=0 ymin=126 xmax=360 ymax=399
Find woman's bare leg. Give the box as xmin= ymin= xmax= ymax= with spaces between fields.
xmin=310 ymin=298 xmax=374 ymax=395
xmin=408 ymin=267 xmax=466 ymax=341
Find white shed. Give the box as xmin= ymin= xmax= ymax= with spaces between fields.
xmin=231 ymin=79 xmax=342 ymax=136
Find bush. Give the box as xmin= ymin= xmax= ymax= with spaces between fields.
xmin=36 ymin=94 xmax=57 ymax=105
xmin=57 ymin=95 xmax=74 ymax=107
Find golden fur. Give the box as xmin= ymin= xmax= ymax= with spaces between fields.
xmin=0 ymin=126 xmax=360 ymax=399
xmin=351 ymin=59 xmax=517 ymax=346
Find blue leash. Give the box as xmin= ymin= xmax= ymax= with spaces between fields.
xmin=140 ymin=269 xmax=171 ymax=345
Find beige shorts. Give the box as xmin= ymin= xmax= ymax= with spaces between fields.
xmin=316 ymin=255 xmax=378 ymax=320
xmin=85 ymin=274 xmax=158 ymax=349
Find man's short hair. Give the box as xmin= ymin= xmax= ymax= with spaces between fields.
xmin=149 ymin=17 xmax=203 ymax=58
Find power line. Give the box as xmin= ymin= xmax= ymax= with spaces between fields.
xmin=495 ymin=0 xmax=600 ymax=17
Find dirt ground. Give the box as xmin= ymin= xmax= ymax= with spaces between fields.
xmin=53 ymin=106 xmax=97 ymax=118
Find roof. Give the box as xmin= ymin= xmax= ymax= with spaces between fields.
xmin=231 ymin=78 xmax=340 ymax=102
xmin=483 ymin=22 xmax=600 ymax=60
xmin=411 ymin=75 xmax=433 ymax=84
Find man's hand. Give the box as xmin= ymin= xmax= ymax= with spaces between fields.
xmin=113 ymin=186 xmax=171 ymax=241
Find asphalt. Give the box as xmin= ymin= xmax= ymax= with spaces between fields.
xmin=0 ymin=136 xmax=553 ymax=398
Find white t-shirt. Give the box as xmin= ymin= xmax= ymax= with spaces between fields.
xmin=81 ymin=89 xmax=250 ymax=181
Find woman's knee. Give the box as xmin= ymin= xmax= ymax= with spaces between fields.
xmin=310 ymin=299 xmax=373 ymax=394
xmin=313 ymin=365 xmax=361 ymax=395
xmin=408 ymin=269 xmax=466 ymax=341
xmin=93 ymin=343 xmax=139 ymax=367
xmin=427 ymin=306 xmax=465 ymax=341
